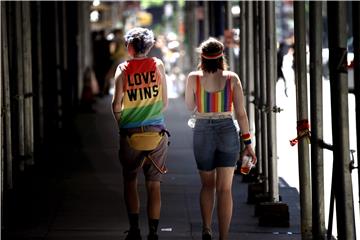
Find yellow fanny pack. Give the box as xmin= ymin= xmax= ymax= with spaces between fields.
xmin=127 ymin=132 xmax=163 ymax=151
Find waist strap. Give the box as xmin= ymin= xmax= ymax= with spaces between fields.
xmin=120 ymin=125 xmax=170 ymax=137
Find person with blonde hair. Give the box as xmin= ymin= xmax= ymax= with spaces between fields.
xmin=185 ymin=37 xmax=256 ymax=240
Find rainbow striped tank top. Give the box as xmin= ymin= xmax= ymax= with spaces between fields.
xmin=195 ymin=75 xmax=233 ymax=113
xmin=120 ymin=57 xmax=164 ymax=128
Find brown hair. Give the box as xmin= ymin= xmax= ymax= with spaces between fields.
xmin=197 ymin=37 xmax=228 ymax=73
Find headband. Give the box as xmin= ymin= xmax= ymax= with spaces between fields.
xmin=201 ymin=52 xmax=223 ymax=60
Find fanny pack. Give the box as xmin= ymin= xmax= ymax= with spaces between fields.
xmin=127 ymin=132 xmax=163 ymax=151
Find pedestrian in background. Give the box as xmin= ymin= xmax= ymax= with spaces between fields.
xmin=112 ymin=27 xmax=169 ymax=240
xmin=93 ymin=30 xmax=112 ymax=96
xmin=185 ymin=37 xmax=257 ymax=240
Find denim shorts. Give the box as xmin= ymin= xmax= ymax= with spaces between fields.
xmin=193 ymin=118 xmax=240 ymax=171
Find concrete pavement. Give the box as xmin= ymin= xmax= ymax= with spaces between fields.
xmin=7 ymin=95 xmax=301 ymax=240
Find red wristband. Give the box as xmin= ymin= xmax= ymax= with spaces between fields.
xmin=241 ymin=132 xmax=252 ymax=145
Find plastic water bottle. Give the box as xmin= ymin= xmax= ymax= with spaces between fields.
xmin=240 ymin=155 xmax=254 ymax=175
xmin=187 ymin=116 xmax=196 ymax=128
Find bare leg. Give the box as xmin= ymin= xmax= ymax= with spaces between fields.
xmin=124 ymin=178 xmax=140 ymax=214
xmin=146 ymin=180 xmax=161 ymax=219
xmin=199 ymin=170 xmax=216 ymax=230
xmin=216 ymin=167 xmax=235 ymax=240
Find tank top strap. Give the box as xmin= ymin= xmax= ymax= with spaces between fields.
xmin=195 ymin=75 xmax=202 ymax=112
xmin=224 ymin=75 xmax=233 ymax=112
xmin=196 ymin=75 xmax=201 ymax=90
xmin=225 ymin=74 xmax=232 ymax=90
xmin=195 ymin=75 xmax=203 ymax=99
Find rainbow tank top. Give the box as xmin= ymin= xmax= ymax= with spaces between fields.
xmin=195 ymin=75 xmax=233 ymax=113
xmin=120 ymin=57 xmax=164 ymax=128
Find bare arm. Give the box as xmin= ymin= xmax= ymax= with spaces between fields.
xmin=112 ymin=65 xmax=124 ymax=123
xmin=233 ymin=74 xmax=250 ymax=134
xmin=232 ymin=73 xmax=257 ymax=162
xmin=156 ymin=59 xmax=168 ymax=111
xmin=185 ymin=73 xmax=196 ymax=111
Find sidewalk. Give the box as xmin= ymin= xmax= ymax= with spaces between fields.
xmin=8 ymin=95 xmax=301 ymax=240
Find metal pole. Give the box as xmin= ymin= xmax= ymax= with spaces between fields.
xmin=253 ymin=1 xmax=262 ymax=175
xmin=194 ymin=2 xmax=200 ymax=58
xmin=244 ymin=1 xmax=249 ymax=96
xmin=184 ymin=2 xmax=197 ymax=71
xmin=35 ymin=2 xmax=44 ymax=145
xmin=327 ymin=168 xmax=335 ymax=240
xmin=62 ymin=2 xmax=71 ymax=129
xmin=294 ymin=2 xmax=312 ymax=239
xmin=0 ymin=2 xmax=2 ymax=236
xmin=2 ymin=2 xmax=13 ymax=189
xmin=211 ymin=2 xmax=225 ymax=39
xmin=327 ymin=2 xmax=356 ymax=239
xmin=0 ymin=2 xmax=3 ymax=235
xmin=61 ymin=1 xmax=68 ymax=82
xmin=240 ymin=1 xmax=247 ymax=93
xmin=203 ymin=1 xmax=209 ymax=39
xmin=0 ymin=2 xmax=3 ymax=236
xmin=54 ymin=2 xmax=63 ymax=129
xmin=259 ymin=1 xmax=268 ymax=193
xmin=265 ymin=1 xmax=278 ymax=202
xmin=226 ymin=1 xmax=234 ymax=71
xmin=352 ymin=1 xmax=360 ymax=218
xmin=207 ymin=2 xmax=214 ymax=37
xmin=309 ymin=2 xmax=325 ymax=239
xmin=15 ymin=2 xmax=26 ymax=171
xmin=22 ymin=2 xmax=34 ymax=165
xmin=245 ymin=2 xmax=254 ymax=134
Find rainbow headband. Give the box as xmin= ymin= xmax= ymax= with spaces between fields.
xmin=201 ymin=52 xmax=223 ymax=59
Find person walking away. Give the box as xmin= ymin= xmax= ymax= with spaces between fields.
xmin=185 ymin=37 xmax=257 ymax=240
xmin=112 ymin=27 xmax=169 ymax=240
xmin=93 ymin=30 xmax=112 ymax=96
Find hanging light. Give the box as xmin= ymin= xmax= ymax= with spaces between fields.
xmin=93 ymin=0 xmax=100 ymax=7
xmin=90 ymin=10 xmax=99 ymax=22
xmin=231 ymin=5 xmax=240 ymax=16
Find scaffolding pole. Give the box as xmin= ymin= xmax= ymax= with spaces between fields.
xmin=35 ymin=2 xmax=44 ymax=146
xmin=203 ymin=1 xmax=209 ymax=41
xmin=1 ymin=2 xmax=13 ymax=189
xmin=184 ymin=2 xmax=197 ymax=70
xmin=0 ymin=2 xmax=2 ymax=236
xmin=352 ymin=1 xmax=360 ymax=218
xmin=327 ymin=2 xmax=356 ymax=239
xmin=245 ymin=2 xmax=254 ymax=135
xmin=309 ymin=2 xmax=325 ymax=239
xmin=240 ymin=1 xmax=247 ymax=94
xmin=54 ymin=2 xmax=63 ymax=129
xmin=15 ymin=2 xmax=26 ymax=170
xmin=294 ymin=2 xmax=312 ymax=239
xmin=258 ymin=1 xmax=268 ymax=193
xmin=265 ymin=1 xmax=278 ymax=202
xmin=253 ymin=1 xmax=262 ymax=176
xmin=22 ymin=2 xmax=34 ymax=165
xmin=226 ymin=1 xmax=235 ymax=71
